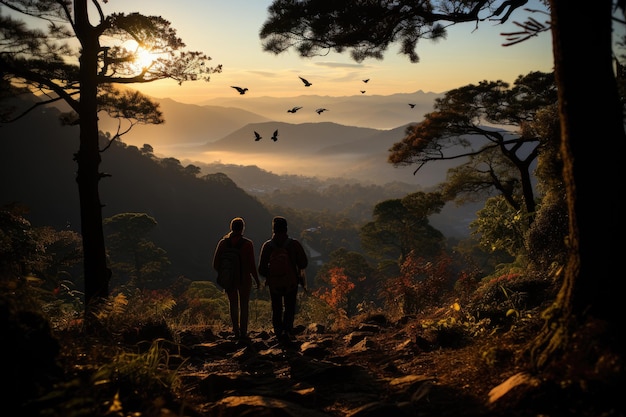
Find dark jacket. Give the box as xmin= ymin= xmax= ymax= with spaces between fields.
xmin=258 ymin=232 xmax=308 ymax=279
xmin=213 ymin=233 xmax=259 ymax=285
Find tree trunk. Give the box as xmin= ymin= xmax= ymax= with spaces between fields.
xmin=74 ymin=0 xmax=111 ymax=324
xmin=532 ymin=0 xmax=624 ymax=369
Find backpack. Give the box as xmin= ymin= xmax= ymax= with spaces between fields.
xmin=267 ymin=238 xmax=298 ymax=295
xmin=216 ymin=237 xmax=244 ymax=291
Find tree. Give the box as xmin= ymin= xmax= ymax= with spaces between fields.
xmin=388 ymin=71 xmax=557 ymax=221
xmin=531 ymin=0 xmax=625 ymax=369
xmin=103 ymin=213 xmax=171 ymax=290
xmin=315 ymin=248 xmax=378 ymax=315
xmin=0 ymin=1 xmax=221 ymax=322
xmin=261 ymin=0 xmax=625 ymax=381
xmin=360 ymin=191 xmax=445 ymax=273
xmin=470 ymin=195 xmax=528 ymax=257
xmin=313 ymin=266 xmax=356 ymax=313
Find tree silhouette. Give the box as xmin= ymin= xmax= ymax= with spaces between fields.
xmin=103 ymin=213 xmax=171 ymax=290
xmin=0 ymin=1 xmax=221 ymax=324
xmin=360 ymin=192 xmax=445 ymax=274
xmin=389 ymin=71 xmax=557 ymax=221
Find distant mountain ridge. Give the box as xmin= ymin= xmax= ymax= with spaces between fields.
xmin=96 ymin=90 xmax=441 ymax=150
xmin=174 ymin=120 xmax=458 ymax=187
xmin=200 ymin=90 xmax=441 ymax=130
xmin=88 ymin=89 xmax=447 ymax=186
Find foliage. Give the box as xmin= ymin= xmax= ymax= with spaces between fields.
xmin=93 ymin=338 xmax=184 ymax=393
xmin=416 ymin=302 xmax=492 ymax=350
xmin=470 ymin=195 xmax=529 ymax=257
xmin=468 ymin=267 xmax=556 ymax=329
xmin=0 ymin=204 xmax=48 ymax=279
xmin=390 ymin=71 xmax=558 ymax=220
xmin=104 ymin=213 xmax=173 ymax=290
xmin=525 ymin=191 xmax=567 ymax=271
xmin=43 ymin=279 xmax=85 ymax=331
xmin=360 ymin=191 xmax=446 ymax=271
xmin=93 ymin=289 xmax=176 ymax=334
xmin=260 ymin=0 xmax=529 ymax=63
xmin=523 ymin=104 xmax=568 ymax=272
xmin=313 ymin=248 xmax=378 ymax=314
xmin=380 ymin=252 xmax=455 ymax=318
xmin=296 ymin=293 xmax=336 ymax=330
xmin=313 ymin=266 xmax=356 ymax=313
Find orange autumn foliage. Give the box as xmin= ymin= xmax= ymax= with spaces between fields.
xmin=314 ymin=266 xmax=356 ymax=311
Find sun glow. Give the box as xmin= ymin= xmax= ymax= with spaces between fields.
xmin=135 ymin=47 xmax=156 ymax=69
xmin=124 ymin=40 xmax=159 ymax=72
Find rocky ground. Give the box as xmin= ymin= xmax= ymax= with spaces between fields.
xmin=169 ymin=311 xmax=599 ymax=417
xmin=15 ymin=305 xmax=621 ymax=417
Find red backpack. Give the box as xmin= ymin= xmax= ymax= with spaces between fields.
xmin=267 ymin=238 xmax=298 ymax=294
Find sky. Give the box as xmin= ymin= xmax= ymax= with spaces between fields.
xmin=100 ymin=0 xmax=554 ymax=105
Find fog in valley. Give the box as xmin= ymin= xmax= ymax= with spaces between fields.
xmin=98 ymin=91 xmax=445 ymax=186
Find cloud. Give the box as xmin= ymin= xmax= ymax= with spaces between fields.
xmin=314 ymin=61 xmax=365 ymax=68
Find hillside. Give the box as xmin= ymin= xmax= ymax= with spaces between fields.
xmin=0 ymin=102 xmax=274 ymax=281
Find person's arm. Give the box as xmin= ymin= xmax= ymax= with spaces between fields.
xmin=258 ymin=241 xmax=270 ymax=278
xmin=212 ymin=239 xmax=224 ymax=271
xmin=244 ymin=239 xmax=260 ymax=286
xmin=294 ymin=240 xmax=308 ymax=270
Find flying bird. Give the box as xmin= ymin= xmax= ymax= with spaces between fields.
xmin=287 ymin=106 xmax=303 ymax=113
xmin=360 ymin=90 xmax=366 ymax=94
xmin=408 ymin=103 xmax=416 ymax=108
xmin=363 ymin=79 xmax=370 ymax=83
xmin=299 ymin=76 xmax=312 ymax=87
xmin=271 ymin=129 xmax=279 ymax=142
xmin=253 ymin=131 xmax=262 ymax=141
xmin=315 ymin=108 xmax=328 ymax=114
xmin=231 ymin=86 xmax=248 ymax=95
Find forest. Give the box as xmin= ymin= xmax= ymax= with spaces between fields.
xmin=1 ymin=1 xmax=624 ymax=416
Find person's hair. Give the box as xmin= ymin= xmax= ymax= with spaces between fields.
xmin=230 ymin=217 xmax=245 ymax=233
xmin=272 ymin=216 xmax=288 ymax=233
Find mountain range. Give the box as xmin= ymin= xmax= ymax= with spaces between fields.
xmin=93 ymin=90 xmax=453 ymax=187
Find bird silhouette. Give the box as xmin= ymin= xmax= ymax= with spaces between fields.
xmin=231 ymin=86 xmax=248 ymax=95
xmin=287 ymin=106 xmax=303 ymax=113
xmin=315 ymin=108 xmax=327 ymax=114
xmin=360 ymin=90 xmax=366 ymax=94
xmin=299 ymin=76 xmax=312 ymax=87
xmin=254 ymin=131 xmax=262 ymax=141
xmin=271 ymin=129 xmax=279 ymax=141
xmin=408 ymin=103 xmax=416 ymax=108
xmin=363 ymin=79 xmax=370 ymax=83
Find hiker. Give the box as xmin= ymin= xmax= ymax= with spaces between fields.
xmin=212 ymin=217 xmax=260 ymax=340
xmin=258 ymin=216 xmax=308 ymax=343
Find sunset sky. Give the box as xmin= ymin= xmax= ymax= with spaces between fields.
xmin=102 ymin=0 xmax=554 ymax=104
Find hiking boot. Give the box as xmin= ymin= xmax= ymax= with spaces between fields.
xmin=286 ymin=331 xmax=297 ymax=342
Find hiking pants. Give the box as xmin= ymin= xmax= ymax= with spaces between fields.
xmin=270 ymin=287 xmax=298 ymax=336
xmin=226 ymin=277 xmax=253 ymax=337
